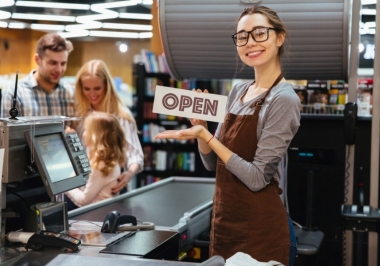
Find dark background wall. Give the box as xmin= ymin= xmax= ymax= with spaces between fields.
xmin=287 ymin=116 xmax=373 ymax=266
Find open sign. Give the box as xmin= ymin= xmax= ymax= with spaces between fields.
xmin=153 ymin=86 xmax=227 ymax=122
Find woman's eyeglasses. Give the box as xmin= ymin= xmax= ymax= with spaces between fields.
xmin=232 ymin=27 xmax=277 ymax=47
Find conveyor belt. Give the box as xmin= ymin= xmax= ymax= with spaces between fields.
xmin=69 ymin=177 xmax=215 ymax=227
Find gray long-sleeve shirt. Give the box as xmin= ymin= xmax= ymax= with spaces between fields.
xmin=200 ymin=81 xmax=301 ymax=192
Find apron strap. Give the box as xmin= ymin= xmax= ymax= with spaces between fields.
xmin=250 ymin=73 xmax=283 ymax=108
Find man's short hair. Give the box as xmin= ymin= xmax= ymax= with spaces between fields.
xmin=36 ymin=33 xmax=74 ymax=58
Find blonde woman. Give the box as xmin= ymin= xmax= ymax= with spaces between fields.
xmin=66 ymin=112 xmax=127 ymax=206
xmin=73 ymin=60 xmax=143 ymax=193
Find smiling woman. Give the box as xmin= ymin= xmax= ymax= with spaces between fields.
xmin=72 ymin=59 xmax=144 ymax=195
xmin=155 ymin=5 xmax=300 ymax=265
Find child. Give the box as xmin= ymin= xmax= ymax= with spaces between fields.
xmin=65 ymin=111 xmax=127 ymax=207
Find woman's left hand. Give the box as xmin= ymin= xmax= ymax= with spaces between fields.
xmin=111 ymin=172 xmax=129 ymax=194
xmin=155 ymin=125 xmax=206 ymax=141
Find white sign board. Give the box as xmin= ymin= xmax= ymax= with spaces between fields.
xmin=153 ymin=86 xmax=227 ymax=123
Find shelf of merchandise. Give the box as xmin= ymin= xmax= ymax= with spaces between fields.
xmin=133 ymin=63 xmax=207 ymax=188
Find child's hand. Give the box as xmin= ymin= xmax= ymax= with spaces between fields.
xmin=65 ymin=126 xmax=76 ymax=134
xmin=111 ymin=173 xmax=128 ymax=194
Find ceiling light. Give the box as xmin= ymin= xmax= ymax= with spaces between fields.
xmin=119 ymin=43 xmax=128 ymax=53
xmin=91 ymin=0 xmax=142 ymax=9
xmin=0 ymin=11 xmax=11 ymax=20
xmin=0 ymin=0 xmax=14 ymax=8
xmin=361 ymin=9 xmax=376 ymax=15
xmin=30 ymin=24 xmax=66 ymax=31
xmin=16 ymin=1 xmax=90 ymax=10
xmin=102 ymin=23 xmax=152 ymax=31
xmin=76 ymin=13 xmax=118 ymax=23
xmin=0 ymin=21 xmax=8 ymax=28
xmin=361 ymin=0 xmax=377 ymax=5
xmin=359 ymin=43 xmax=365 ymax=53
xmin=365 ymin=21 xmax=376 ymax=28
xmin=12 ymin=13 xmax=76 ymax=22
xmin=119 ymin=13 xmax=153 ymax=20
xmin=139 ymin=32 xmax=153 ymax=38
xmin=360 ymin=28 xmax=376 ymax=35
xmin=58 ymin=30 xmax=89 ymax=39
xmin=66 ymin=22 xmax=102 ymax=31
xmin=8 ymin=22 xmax=26 ymax=29
xmin=90 ymin=6 xmax=119 ymax=15
xmin=89 ymin=30 xmax=140 ymax=38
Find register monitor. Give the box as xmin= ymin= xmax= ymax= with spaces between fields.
xmin=24 ymin=127 xmax=91 ymax=199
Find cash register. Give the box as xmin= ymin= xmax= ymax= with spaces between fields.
xmin=1 ymin=117 xmax=90 ymax=232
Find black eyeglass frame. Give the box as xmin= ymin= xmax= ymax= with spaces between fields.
xmin=231 ymin=27 xmax=278 ymax=47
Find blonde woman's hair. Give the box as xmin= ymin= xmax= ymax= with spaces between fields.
xmin=84 ymin=111 xmax=127 ymax=176
xmin=74 ymin=59 xmax=136 ymax=124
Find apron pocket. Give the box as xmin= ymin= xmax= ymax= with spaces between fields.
xmin=213 ymin=201 xmax=249 ymax=245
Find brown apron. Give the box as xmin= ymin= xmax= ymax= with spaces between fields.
xmin=210 ymin=74 xmax=290 ymax=265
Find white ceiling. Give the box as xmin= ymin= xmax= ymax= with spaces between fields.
xmin=0 ymin=0 xmax=154 ymax=39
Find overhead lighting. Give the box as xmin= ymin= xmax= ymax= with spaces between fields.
xmin=77 ymin=10 xmax=118 ymax=23
xmin=12 ymin=13 xmax=76 ymax=22
xmin=359 ymin=43 xmax=365 ymax=53
xmin=361 ymin=9 xmax=376 ymax=15
xmin=0 ymin=0 xmax=14 ymax=8
xmin=119 ymin=43 xmax=128 ymax=53
xmin=66 ymin=22 xmax=102 ymax=31
xmin=0 ymin=21 xmax=8 ymax=28
xmin=16 ymin=1 xmax=90 ymax=10
xmin=102 ymin=23 xmax=152 ymax=31
xmin=362 ymin=0 xmax=377 ymax=5
xmin=58 ymin=30 xmax=89 ymax=39
xmin=119 ymin=13 xmax=153 ymax=20
xmin=89 ymin=30 xmax=140 ymax=38
xmin=139 ymin=32 xmax=153 ymax=38
xmin=360 ymin=28 xmax=376 ymax=35
xmin=142 ymin=0 xmax=153 ymax=5
xmin=91 ymin=0 xmax=142 ymax=9
xmin=0 ymin=10 xmax=11 ymax=20
xmin=91 ymin=5 xmax=119 ymax=15
xmin=8 ymin=22 xmax=26 ymax=29
xmin=365 ymin=21 xmax=376 ymax=28
xmin=30 ymin=24 xmax=66 ymax=31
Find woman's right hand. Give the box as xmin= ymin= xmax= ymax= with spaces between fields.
xmin=190 ymin=89 xmax=208 ymax=127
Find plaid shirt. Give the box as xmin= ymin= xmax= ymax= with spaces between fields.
xmin=1 ymin=70 xmax=74 ymax=118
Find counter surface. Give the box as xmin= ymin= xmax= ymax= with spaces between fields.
xmin=70 ymin=178 xmax=215 ymax=227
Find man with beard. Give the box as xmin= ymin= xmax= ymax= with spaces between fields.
xmin=1 ymin=33 xmax=74 ymax=118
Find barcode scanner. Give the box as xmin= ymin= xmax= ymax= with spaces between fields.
xmin=101 ymin=210 xmax=154 ymax=233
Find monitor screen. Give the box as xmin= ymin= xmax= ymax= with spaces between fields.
xmin=24 ymin=126 xmax=89 ymax=198
xmin=35 ymin=134 xmax=76 ymax=183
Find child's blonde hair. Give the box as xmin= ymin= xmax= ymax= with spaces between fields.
xmin=84 ymin=111 xmax=127 ymax=176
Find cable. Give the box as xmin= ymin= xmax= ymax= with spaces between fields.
xmin=284 ymin=151 xmax=289 ymax=213
xmin=341 ymin=144 xmax=351 ymax=266
xmin=6 ymin=191 xmax=29 ymax=217
xmin=292 ymin=220 xmax=302 ymax=229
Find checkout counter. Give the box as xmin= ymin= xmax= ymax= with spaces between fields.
xmin=0 ymin=118 xmax=323 ymax=265
xmin=68 ymin=176 xmax=216 ymax=260
xmin=0 ymin=118 xmax=223 ymax=265
xmin=1 ymin=176 xmax=224 ymax=266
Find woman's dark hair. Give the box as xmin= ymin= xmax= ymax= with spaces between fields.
xmin=237 ymin=6 xmax=288 ymax=58
xmin=36 ymin=33 xmax=74 ymax=58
